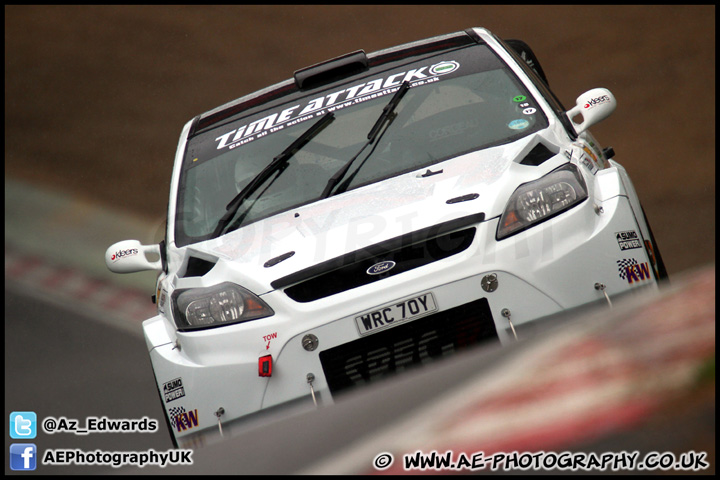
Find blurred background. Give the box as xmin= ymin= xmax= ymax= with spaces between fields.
xmin=4 ymin=5 xmax=715 ymax=474
xmin=5 ymin=5 xmax=715 ymax=275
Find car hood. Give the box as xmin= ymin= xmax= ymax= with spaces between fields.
xmin=192 ymin=134 xmax=566 ymax=295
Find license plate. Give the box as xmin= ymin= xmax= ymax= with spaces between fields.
xmin=355 ymin=292 xmax=437 ymax=336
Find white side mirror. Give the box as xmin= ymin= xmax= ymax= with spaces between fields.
xmin=566 ymin=88 xmax=616 ymax=134
xmin=105 ymin=239 xmax=162 ymax=273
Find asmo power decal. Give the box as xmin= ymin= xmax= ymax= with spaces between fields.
xmin=163 ymin=377 xmax=185 ymax=403
xmin=616 ymin=230 xmax=642 ymax=251
xmin=214 ymin=60 xmax=462 ymax=152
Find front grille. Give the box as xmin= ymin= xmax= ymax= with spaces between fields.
xmin=275 ymin=213 xmax=484 ymax=303
xmin=319 ymin=297 xmax=497 ymax=395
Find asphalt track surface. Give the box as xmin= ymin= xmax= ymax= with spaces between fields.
xmin=5 ymin=5 xmax=715 ymax=475
xmin=4 ymin=286 xmax=172 ymax=475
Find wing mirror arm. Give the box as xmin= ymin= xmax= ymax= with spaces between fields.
xmin=566 ymin=88 xmax=617 ymax=134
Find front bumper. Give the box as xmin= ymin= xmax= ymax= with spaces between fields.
xmin=145 ymin=192 xmax=658 ymax=447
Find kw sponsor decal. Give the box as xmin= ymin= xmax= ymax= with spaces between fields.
xmin=168 ymin=407 xmax=199 ymax=433
xmin=214 ymin=59 xmax=462 ymax=151
xmin=163 ymin=377 xmax=185 ymax=403
xmin=617 ymin=258 xmax=651 ymax=284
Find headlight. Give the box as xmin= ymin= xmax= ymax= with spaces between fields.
xmin=171 ymin=282 xmax=274 ymax=331
xmin=497 ymin=163 xmax=588 ymax=240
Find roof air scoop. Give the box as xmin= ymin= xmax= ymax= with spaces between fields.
xmin=294 ymin=50 xmax=369 ymax=91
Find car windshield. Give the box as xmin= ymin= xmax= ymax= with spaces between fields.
xmin=175 ymin=43 xmax=548 ymax=247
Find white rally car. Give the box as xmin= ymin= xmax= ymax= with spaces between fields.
xmin=106 ymin=27 xmax=667 ymax=448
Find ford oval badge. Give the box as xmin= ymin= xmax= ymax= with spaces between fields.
xmin=367 ymin=260 xmax=396 ymax=275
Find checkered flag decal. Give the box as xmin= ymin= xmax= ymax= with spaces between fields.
xmin=168 ymin=406 xmax=186 ymax=429
xmin=617 ymin=258 xmax=638 ymax=279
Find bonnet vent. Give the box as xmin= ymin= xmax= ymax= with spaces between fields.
xmin=182 ymin=257 xmax=216 ymax=278
xmin=519 ymin=142 xmax=555 ymax=166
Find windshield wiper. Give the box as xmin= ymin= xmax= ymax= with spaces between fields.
xmin=211 ymin=111 xmax=335 ymax=238
xmin=321 ymin=81 xmax=410 ymax=199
